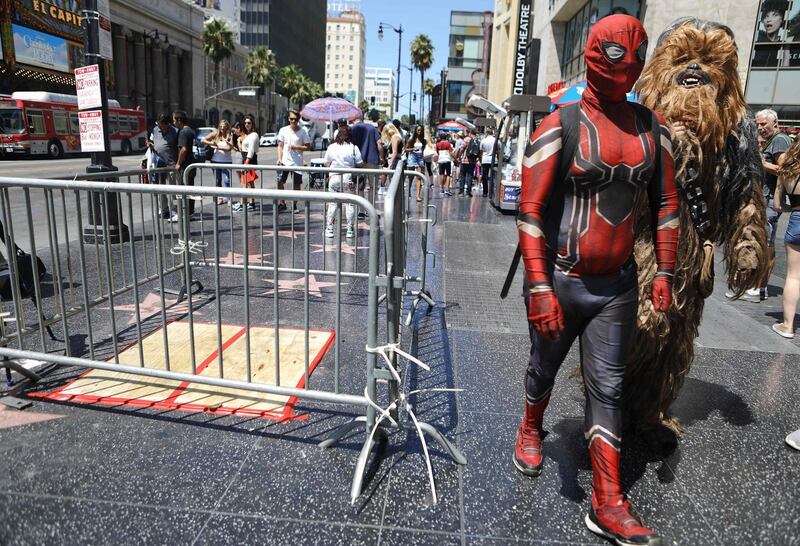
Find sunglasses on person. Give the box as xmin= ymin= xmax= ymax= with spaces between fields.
xmin=289 ymin=117 xmax=299 ymax=122
xmin=244 ymin=121 xmax=253 ymax=125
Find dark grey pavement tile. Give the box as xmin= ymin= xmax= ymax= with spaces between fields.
xmin=193 ymin=514 xmax=380 ymax=546
xmin=0 ymin=493 xmax=206 ymax=546
xmin=666 ymin=428 xmax=800 ymax=545
xmin=671 ymin=350 xmax=800 ymax=434
xmin=0 ymin=406 xmax=258 ymax=510
xmin=458 ymin=412 xmax=719 ymax=546
xmin=379 ymin=527 xmax=462 ymax=545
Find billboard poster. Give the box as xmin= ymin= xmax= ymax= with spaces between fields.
xmin=512 ymin=0 xmax=533 ymax=95
xmin=12 ymin=24 xmax=70 ymax=73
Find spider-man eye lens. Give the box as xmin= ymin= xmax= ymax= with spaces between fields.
xmin=636 ymin=40 xmax=648 ymax=61
xmin=602 ymin=41 xmax=626 ymax=63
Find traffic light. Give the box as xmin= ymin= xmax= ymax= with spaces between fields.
xmin=412 ymin=92 xmax=417 ymax=102
xmin=370 ymin=96 xmax=375 ymax=105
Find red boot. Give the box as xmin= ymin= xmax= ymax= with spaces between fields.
xmin=513 ymin=396 xmax=549 ymax=476
xmin=585 ymin=436 xmax=663 ymax=546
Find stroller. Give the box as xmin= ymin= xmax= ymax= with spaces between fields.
xmin=308 ymin=158 xmax=328 ymax=190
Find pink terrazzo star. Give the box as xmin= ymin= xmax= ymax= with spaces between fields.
xmin=263 ymin=274 xmax=342 ymax=298
xmin=219 ymin=251 xmax=272 ymax=266
xmin=0 ymin=404 xmax=64 ymax=430
xmin=110 ymin=292 xmax=190 ymax=325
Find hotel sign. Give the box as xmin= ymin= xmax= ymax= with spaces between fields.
xmin=512 ymin=0 xmax=532 ymax=95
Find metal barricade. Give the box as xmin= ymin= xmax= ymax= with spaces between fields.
xmin=0 ymin=162 xmax=463 ymax=503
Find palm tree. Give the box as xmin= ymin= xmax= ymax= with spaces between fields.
xmin=410 ymin=34 xmax=434 ymax=122
xmin=278 ymin=64 xmax=303 ymax=107
xmin=423 ymin=78 xmax=435 ymax=124
xmin=358 ymin=99 xmax=370 ymax=114
xmin=291 ymin=75 xmax=323 ymax=110
xmin=245 ymin=46 xmax=279 ymax=131
xmin=202 ymin=18 xmax=235 ymax=121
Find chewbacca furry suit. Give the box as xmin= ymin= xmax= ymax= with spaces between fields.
xmin=624 ymin=18 xmax=768 ymax=445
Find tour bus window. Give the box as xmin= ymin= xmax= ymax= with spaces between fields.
xmin=26 ymin=110 xmax=46 ymax=134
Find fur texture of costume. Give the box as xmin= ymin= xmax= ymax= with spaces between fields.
xmin=624 ymin=18 xmax=768 ymax=444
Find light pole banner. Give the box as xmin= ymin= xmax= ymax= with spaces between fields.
xmin=97 ymin=0 xmax=113 ymax=60
xmin=512 ymin=0 xmax=532 ymax=95
xmin=79 ymin=111 xmax=105 ymax=152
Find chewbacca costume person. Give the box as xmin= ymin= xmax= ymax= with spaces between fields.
xmin=624 ymin=18 xmax=768 ymax=447
xmin=515 ymin=15 xmax=678 ymax=546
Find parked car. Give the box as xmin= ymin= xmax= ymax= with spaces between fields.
xmin=260 ymin=132 xmax=277 ymax=147
xmin=193 ymin=126 xmax=215 ymax=161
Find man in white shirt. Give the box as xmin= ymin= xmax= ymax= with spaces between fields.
xmin=479 ymin=128 xmax=497 ymax=196
xmin=276 ymin=109 xmax=312 ymax=211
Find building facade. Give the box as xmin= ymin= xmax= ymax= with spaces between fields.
xmin=240 ymin=0 xmax=326 ymax=87
xmin=325 ymin=9 xmax=366 ymax=104
xmin=363 ymin=66 xmax=395 ymax=117
xmin=445 ymin=10 xmax=493 ymax=120
xmin=489 ymin=0 xmax=800 ymax=126
xmin=192 ymin=0 xmax=241 ymax=43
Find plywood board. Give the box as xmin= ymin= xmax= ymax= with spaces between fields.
xmin=31 ymin=321 xmax=335 ymax=420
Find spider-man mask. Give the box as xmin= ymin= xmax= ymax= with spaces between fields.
xmin=584 ymin=14 xmax=648 ymax=102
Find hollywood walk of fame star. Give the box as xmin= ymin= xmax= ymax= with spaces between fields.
xmin=309 ymin=241 xmax=366 ymax=256
xmin=219 ymin=251 xmax=272 ymax=266
xmin=262 ymin=227 xmax=306 ymax=240
xmin=108 ymin=292 xmax=190 ymax=325
xmin=262 ymin=274 xmax=342 ymax=298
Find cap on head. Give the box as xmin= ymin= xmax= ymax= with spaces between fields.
xmin=584 ymin=14 xmax=648 ymax=102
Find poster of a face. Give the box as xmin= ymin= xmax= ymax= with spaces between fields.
xmin=757 ymin=0 xmax=789 ymax=42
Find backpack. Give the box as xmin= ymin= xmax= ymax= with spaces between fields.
xmin=500 ymin=102 xmax=662 ymax=298
xmin=465 ymin=137 xmax=481 ymax=161
xmin=0 ymin=220 xmax=47 ymax=301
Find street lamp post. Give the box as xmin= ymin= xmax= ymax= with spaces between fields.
xmin=378 ymin=22 xmax=403 ymax=117
xmin=401 ymin=65 xmax=414 ymax=122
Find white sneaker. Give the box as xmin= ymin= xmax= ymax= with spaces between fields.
xmin=743 ymin=287 xmax=766 ymax=302
xmin=346 ymin=226 xmax=354 ymax=239
xmin=325 ymin=225 xmax=334 ymax=238
xmin=725 ymin=289 xmax=736 ymax=298
xmin=786 ymin=429 xmax=800 ymax=450
xmin=772 ymin=323 xmax=794 ymax=339
xmin=169 ymin=211 xmax=179 ymax=223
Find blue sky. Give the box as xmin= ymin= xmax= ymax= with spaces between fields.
xmin=356 ymin=0 xmax=493 ymax=102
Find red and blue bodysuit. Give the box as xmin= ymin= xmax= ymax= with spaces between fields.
xmin=513 ymin=15 xmax=679 ymax=546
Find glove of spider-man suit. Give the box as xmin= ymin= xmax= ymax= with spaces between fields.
xmin=527 ymin=290 xmax=565 ymax=341
xmin=651 ymin=275 xmax=672 ymax=312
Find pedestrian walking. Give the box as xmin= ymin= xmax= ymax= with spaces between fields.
xmin=480 ymin=128 xmax=496 ymax=196
xmin=172 ymin=110 xmax=197 ymax=220
xmin=405 ymin=125 xmax=426 ymax=202
xmin=352 ymin=115 xmax=383 ymax=199
xmin=147 ymin=114 xmax=178 ymax=218
xmin=746 ymin=109 xmax=792 ymax=301
xmin=381 ymin=123 xmax=403 ymax=187
xmin=323 ymin=125 xmax=363 ymax=239
xmin=771 ymin=135 xmax=800 ymax=339
xmin=276 ymin=109 xmax=312 ymax=211
xmin=201 ymin=119 xmax=233 ymax=204
xmin=456 ymin=129 xmax=479 ymax=197
xmin=435 ymin=133 xmax=454 ymax=196
xmin=234 ymin=114 xmax=259 ymax=212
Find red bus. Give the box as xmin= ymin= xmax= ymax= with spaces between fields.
xmin=0 ymin=91 xmax=147 ymax=159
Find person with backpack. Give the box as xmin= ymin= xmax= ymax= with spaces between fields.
xmin=513 ymin=15 xmax=679 ymax=546
xmin=456 ymin=128 xmax=480 ymax=197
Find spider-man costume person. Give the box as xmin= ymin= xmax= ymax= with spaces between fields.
xmin=515 ymin=15 xmax=678 ymax=546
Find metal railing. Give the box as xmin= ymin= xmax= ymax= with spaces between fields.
xmin=0 ymin=160 xmax=462 ymax=503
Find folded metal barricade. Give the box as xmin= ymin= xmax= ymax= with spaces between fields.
xmin=0 ymin=160 xmax=463 ymax=503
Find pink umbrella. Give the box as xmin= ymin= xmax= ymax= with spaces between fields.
xmin=437 ymin=120 xmax=467 ymax=132
xmin=300 ymin=97 xmax=362 ymax=123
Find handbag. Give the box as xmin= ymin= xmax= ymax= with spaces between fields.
xmin=423 ymin=144 xmax=436 ymax=162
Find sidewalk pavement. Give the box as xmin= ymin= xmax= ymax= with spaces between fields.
xmin=0 ymin=190 xmax=797 ymax=545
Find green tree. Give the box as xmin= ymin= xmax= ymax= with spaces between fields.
xmin=278 ymin=64 xmax=303 ymax=106
xmin=291 ymin=75 xmax=322 ymax=109
xmin=202 ymin=18 xmax=235 ymax=119
xmin=410 ymin=34 xmax=434 ymax=122
xmin=367 ymin=108 xmax=381 ymax=122
xmin=244 ymin=46 xmax=279 ymax=131
xmin=423 ymin=79 xmax=435 ymax=124
xmin=358 ymin=99 xmax=370 ymax=114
